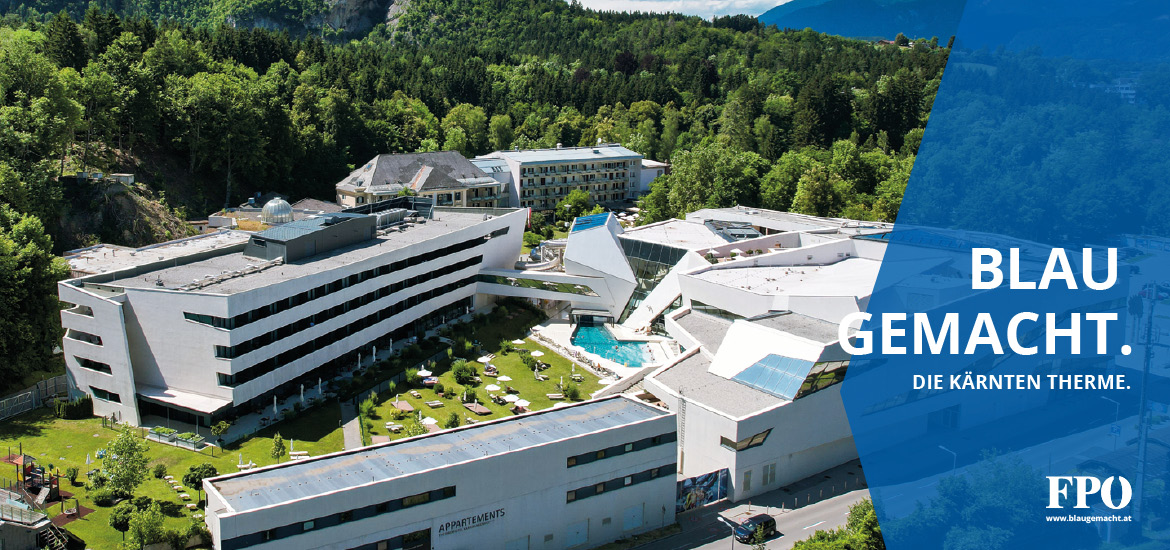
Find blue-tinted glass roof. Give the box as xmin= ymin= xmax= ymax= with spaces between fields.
xmin=732 ymin=354 xmax=815 ymax=401
xmin=571 ymin=213 xmax=610 ymax=233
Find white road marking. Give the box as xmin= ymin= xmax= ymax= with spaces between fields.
xmin=803 ymin=521 xmax=826 ymax=530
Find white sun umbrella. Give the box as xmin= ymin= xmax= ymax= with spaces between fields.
xmin=485 ymin=384 xmax=501 ymax=392
xmin=531 ymin=350 xmax=544 ymax=357
xmin=421 ymin=417 xmax=438 ymax=425
xmin=730 ymin=248 xmax=745 ymax=255
xmin=511 ymin=339 xmax=525 ymax=345
xmin=515 ymin=399 xmax=531 ymax=408
xmin=705 ymin=248 xmax=720 ymax=256
xmin=417 ymin=369 xmax=433 ymax=377
xmin=504 ymin=394 xmax=519 ymax=403
xmin=477 ymin=356 xmax=492 ymax=363
xmin=497 ymin=375 xmax=512 ymax=382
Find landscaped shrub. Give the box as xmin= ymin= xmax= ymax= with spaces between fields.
xmin=359 ymin=395 xmax=377 ymax=419
xmin=434 ymin=382 xmax=445 ymax=395
xmin=443 ymin=411 xmax=461 ymax=429
xmin=91 ymin=488 xmax=116 ymax=507
xmin=65 ymin=467 xmax=79 ymax=485
xmin=132 ymin=496 xmax=154 ymax=510
xmin=405 ymin=368 xmax=421 ymax=387
xmin=152 ymin=464 xmax=167 ymax=479
xmin=87 ymin=471 xmax=108 ymax=490
xmin=451 ymin=360 xmax=477 ymax=385
xmin=54 ymin=395 xmax=92 ymax=419
xmin=564 ymin=383 xmax=581 ymax=400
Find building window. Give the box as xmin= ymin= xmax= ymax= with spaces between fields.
xmin=402 ymin=491 xmax=431 ymax=508
xmin=76 ymin=357 xmax=112 ymax=374
xmin=565 ymin=464 xmax=676 ymax=504
xmin=743 ymin=470 xmax=752 ymax=493
xmin=303 ymin=520 xmax=315 ymax=531
xmin=763 ymin=463 xmax=777 ymax=486
xmin=66 ymin=329 xmax=102 ymax=346
xmin=339 ymin=511 xmax=353 ymax=523
xmin=90 ymin=387 xmax=120 ymax=403
xmin=566 ymin=432 xmax=676 ymax=467
xmin=719 ymin=429 xmax=772 ymax=452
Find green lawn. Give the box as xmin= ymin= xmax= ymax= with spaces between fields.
xmin=0 ymin=406 xmax=346 ymax=549
xmin=368 ymin=306 xmax=601 ymax=439
xmin=0 ymin=301 xmax=573 ymax=547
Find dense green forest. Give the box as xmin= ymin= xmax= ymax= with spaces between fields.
xmin=0 ymin=0 xmax=944 ymax=392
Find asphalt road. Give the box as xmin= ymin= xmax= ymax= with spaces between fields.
xmin=639 ymin=461 xmax=870 ymax=550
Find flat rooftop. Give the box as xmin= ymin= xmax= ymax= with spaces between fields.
xmin=65 ymin=232 xmax=252 ymax=276
xmin=749 ymin=312 xmax=845 ymax=344
xmin=688 ymin=258 xmax=880 ymax=297
xmin=622 ymin=220 xmax=729 ymax=250
xmin=673 ymin=311 xmax=732 ymax=353
xmin=652 ymin=352 xmax=780 ymax=417
xmin=687 ymin=207 xmax=892 ymax=236
xmin=97 ymin=210 xmax=517 ymax=294
xmin=208 ymin=396 xmax=671 ymax=513
xmin=487 ymin=144 xmax=641 ymax=164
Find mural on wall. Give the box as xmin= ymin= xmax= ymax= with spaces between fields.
xmin=676 ymin=469 xmax=729 ymax=513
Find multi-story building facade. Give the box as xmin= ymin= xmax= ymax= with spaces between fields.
xmin=477 ymin=144 xmax=645 ymax=211
xmin=58 ymin=207 xmax=526 ymax=427
xmin=336 ymin=152 xmax=507 ymax=209
xmin=203 ymin=396 xmax=677 ymax=550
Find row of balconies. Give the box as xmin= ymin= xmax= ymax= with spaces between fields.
xmin=520 ymin=164 xmax=630 ymax=176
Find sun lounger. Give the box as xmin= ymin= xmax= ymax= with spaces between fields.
xmin=425 ymin=400 xmax=444 ymax=408
xmin=546 ymin=393 xmax=564 ymax=400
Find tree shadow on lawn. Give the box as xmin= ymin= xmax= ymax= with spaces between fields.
xmin=222 ymin=405 xmax=341 ymax=452
xmin=0 ymin=408 xmax=53 ymax=439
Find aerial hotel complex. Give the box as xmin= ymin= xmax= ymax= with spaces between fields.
xmin=59 ymin=201 xmax=525 ymax=427
xmin=57 ymin=141 xmax=895 ymax=549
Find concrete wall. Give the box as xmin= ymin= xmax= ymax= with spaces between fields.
xmin=59 ymin=282 xmax=141 ymax=424
xmin=730 ymin=387 xmax=857 ymax=501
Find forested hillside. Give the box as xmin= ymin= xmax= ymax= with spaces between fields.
xmin=0 ymin=0 xmax=944 ymax=393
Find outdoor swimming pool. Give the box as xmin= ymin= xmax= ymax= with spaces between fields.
xmin=571 ymin=324 xmax=652 ymax=368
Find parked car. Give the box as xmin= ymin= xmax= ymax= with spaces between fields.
xmin=733 ymin=514 xmax=777 ymax=543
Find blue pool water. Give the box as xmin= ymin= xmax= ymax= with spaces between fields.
xmin=571 ymin=325 xmax=652 ymax=368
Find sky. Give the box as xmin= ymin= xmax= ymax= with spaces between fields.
xmin=573 ymin=0 xmax=787 ymax=19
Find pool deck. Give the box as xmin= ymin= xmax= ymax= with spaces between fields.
xmin=531 ymin=313 xmax=676 ymax=382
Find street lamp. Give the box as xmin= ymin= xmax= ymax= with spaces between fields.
xmin=938 ymin=445 xmax=957 ymax=476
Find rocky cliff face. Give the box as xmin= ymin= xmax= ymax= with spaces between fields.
xmin=238 ymin=0 xmax=407 ymax=35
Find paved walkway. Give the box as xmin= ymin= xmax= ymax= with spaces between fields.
xmin=340 ymin=401 xmax=361 ymax=450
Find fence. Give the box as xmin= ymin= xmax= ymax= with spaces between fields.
xmin=0 ymin=376 xmax=70 ymax=422
xmin=0 ymin=502 xmax=46 ymax=525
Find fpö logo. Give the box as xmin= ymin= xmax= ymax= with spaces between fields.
xmin=1047 ymin=476 xmax=1132 ymax=509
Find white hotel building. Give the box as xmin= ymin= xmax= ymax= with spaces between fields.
xmin=476 ymin=144 xmax=660 ymax=210
xmin=203 ymin=396 xmax=677 ymax=550
xmin=58 ymin=203 xmax=526 ymax=427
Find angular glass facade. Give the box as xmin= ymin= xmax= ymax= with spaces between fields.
xmin=731 ymin=354 xmax=849 ymax=401
xmin=617 ymin=237 xmax=689 ymax=323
